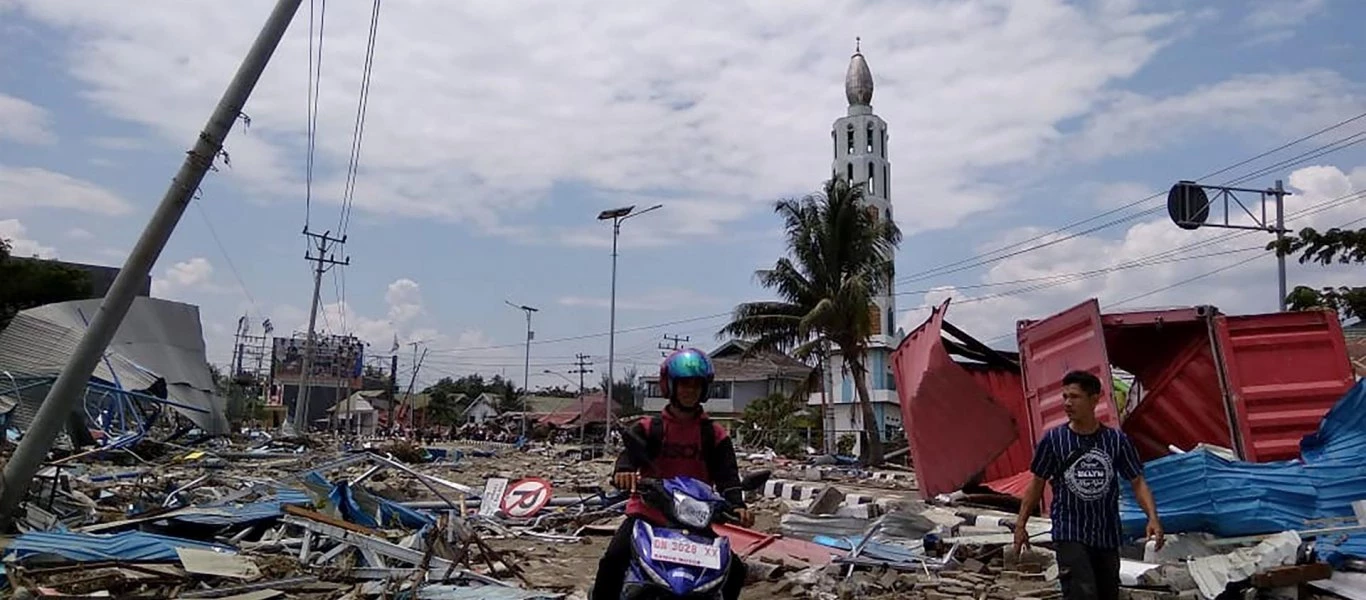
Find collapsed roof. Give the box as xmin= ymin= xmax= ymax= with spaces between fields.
xmin=0 ymin=297 xmax=228 ymax=435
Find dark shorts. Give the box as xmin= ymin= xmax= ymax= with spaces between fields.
xmin=1054 ymin=541 xmax=1121 ymax=600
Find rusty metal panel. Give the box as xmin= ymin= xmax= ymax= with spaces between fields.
xmin=892 ymin=300 xmax=1019 ymax=496
xmin=964 ymin=365 xmax=1032 ymax=481
xmin=1116 ymin=328 xmax=1234 ymax=461
xmin=1217 ymin=310 xmax=1356 ymax=462
xmin=1017 ymin=298 xmax=1118 ymax=447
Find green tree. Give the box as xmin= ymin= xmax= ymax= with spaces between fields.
xmin=601 ymin=365 xmax=642 ymax=418
xmin=1270 ymin=226 xmax=1366 ymax=319
xmin=739 ymin=392 xmax=816 ymax=457
xmin=720 ymin=177 xmax=901 ymax=464
xmin=0 ymin=238 xmax=94 ymax=332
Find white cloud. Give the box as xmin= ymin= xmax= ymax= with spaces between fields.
xmin=1242 ymin=0 xmax=1326 ymax=43
xmin=0 ymin=93 xmax=54 ymax=144
xmin=0 ymin=219 xmax=58 ymax=258
xmin=0 ymin=165 xmax=134 ymax=215
xmin=9 ymin=0 xmax=1217 ymax=241
xmin=558 ymin=288 xmax=722 ymax=311
xmin=151 ymin=257 xmax=218 ymax=299
xmin=1064 ymin=70 xmax=1360 ymax=163
xmin=65 ymin=227 xmax=93 ymax=240
xmin=898 ymin=163 xmax=1366 ymax=345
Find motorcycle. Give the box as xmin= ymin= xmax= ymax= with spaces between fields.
xmin=597 ymin=429 xmax=771 ymax=599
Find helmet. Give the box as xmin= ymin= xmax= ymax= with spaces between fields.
xmin=659 ymin=348 xmax=715 ymax=404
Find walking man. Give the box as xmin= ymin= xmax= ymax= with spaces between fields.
xmin=1013 ymin=370 xmax=1163 ymax=600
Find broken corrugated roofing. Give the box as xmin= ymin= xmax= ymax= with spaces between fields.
xmin=0 ymin=296 xmax=228 ymax=433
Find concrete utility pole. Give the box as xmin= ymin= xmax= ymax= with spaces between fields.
xmin=388 ymin=353 xmax=398 ymax=431
xmin=0 ymin=0 xmax=305 ymax=525
xmin=570 ymin=353 xmax=593 ymax=445
xmin=505 ymin=301 xmax=538 ymax=441
xmin=294 ymin=229 xmax=348 ymax=430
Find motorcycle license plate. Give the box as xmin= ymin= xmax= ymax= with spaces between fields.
xmin=650 ymin=536 xmax=723 ymax=570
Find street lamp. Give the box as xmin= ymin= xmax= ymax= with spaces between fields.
xmin=505 ymin=300 xmax=538 ymax=441
xmin=596 ymin=203 xmax=662 ymax=447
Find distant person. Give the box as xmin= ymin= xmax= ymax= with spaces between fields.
xmin=1013 ymin=370 xmax=1163 ymax=600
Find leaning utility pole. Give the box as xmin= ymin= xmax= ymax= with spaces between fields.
xmin=293 ymin=229 xmax=348 ymax=430
xmin=0 ymin=0 xmax=305 ymax=526
xmin=570 ymin=353 xmax=593 ymax=445
xmin=659 ymin=333 xmax=689 ymax=356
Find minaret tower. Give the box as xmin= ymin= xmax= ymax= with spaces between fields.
xmin=831 ymin=38 xmax=896 ymax=348
xmin=821 ymin=40 xmax=900 ymax=452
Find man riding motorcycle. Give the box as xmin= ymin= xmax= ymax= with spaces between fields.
xmin=590 ymin=348 xmax=752 ymax=600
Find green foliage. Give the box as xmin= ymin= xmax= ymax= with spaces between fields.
xmin=0 ymin=238 xmax=94 ymax=332
xmin=420 ymin=374 xmax=521 ymax=425
xmin=601 ymin=365 xmax=643 ymax=417
xmin=1270 ymin=226 xmax=1366 ymax=320
xmin=719 ymin=177 xmax=901 ymax=464
xmin=739 ymin=392 xmax=817 ymax=457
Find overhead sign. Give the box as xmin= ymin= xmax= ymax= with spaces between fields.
xmin=499 ymin=477 xmax=553 ymax=518
xmin=479 ymin=478 xmax=509 ymax=518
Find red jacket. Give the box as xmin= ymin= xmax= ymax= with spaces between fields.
xmin=617 ymin=407 xmax=744 ymax=524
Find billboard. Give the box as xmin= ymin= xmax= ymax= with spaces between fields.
xmin=271 ymin=334 xmax=364 ymax=384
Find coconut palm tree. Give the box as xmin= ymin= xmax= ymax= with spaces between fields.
xmin=720 ymin=176 xmax=901 ymax=463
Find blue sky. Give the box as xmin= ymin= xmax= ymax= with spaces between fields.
xmin=2 ymin=0 xmax=1365 ymax=391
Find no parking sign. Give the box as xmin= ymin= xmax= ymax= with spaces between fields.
xmin=499 ymin=477 xmax=553 ymax=518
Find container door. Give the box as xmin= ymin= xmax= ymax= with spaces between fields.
xmin=1215 ymin=310 xmax=1356 ymax=462
xmin=1017 ymin=298 xmax=1118 ymax=447
xmin=891 ymin=299 xmax=1019 ymax=496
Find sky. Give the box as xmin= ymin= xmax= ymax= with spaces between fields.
xmin=1 ymin=0 xmax=1365 ymax=392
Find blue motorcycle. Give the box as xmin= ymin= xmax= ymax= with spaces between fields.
xmin=599 ymin=436 xmax=770 ymax=598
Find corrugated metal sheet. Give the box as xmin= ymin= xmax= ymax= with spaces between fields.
xmin=0 ymin=297 xmax=227 ymax=433
xmin=964 ymin=365 xmax=1031 ymax=481
xmin=892 ymin=300 xmax=1019 ymax=496
xmin=1105 ymin=308 xmax=1234 ymax=461
xmin=1017 ymin=298 xmax=1119 ymax=446
xmin=1219 ymin=310 xmax=1356 ymax=462
xmin=1120 ymin=380 xmax=1366 ymax=538
xmin=6 ymin=530 xmax=234 ymax=563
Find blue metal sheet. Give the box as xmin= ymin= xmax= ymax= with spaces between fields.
xmin=1318 ymin=534 xmax=1366 ymax=566
xmin=7 ymin=530 xmax=234 ymax=563
xmin=1121 ymin=380 xmax=1366 ymax=539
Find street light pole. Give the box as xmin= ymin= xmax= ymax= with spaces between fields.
xmin=505 ymin=300 xmax=538 ymax=441
xmin=596 ymin=204 xmax=662 ymax=448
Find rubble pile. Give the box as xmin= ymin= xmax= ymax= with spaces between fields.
xmin=0 ymin=423 xmax=1362 ymax=599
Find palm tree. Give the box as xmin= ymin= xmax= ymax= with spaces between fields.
xmin=720 ymin=177 xmax=901 ymax=463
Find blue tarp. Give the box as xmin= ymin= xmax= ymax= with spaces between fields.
xmin=6 ymin=530 xmax=233 ymax=563
xmin=303 ymin=472 xmax=434 ymax=530
xmin=1121 ymin=380 xmax=1366 ymax=542
xmin=170 ymin=485 xmax=315 ymax=527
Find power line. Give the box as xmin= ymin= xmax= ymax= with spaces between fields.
xmin=192 ymin=198 xmax=258 ymax=313
xmin=303 ymin=0 xmax=328 ymax=229
xmin=659 ymin=334 xmax=690 ymax=355
xmin=893 ymin=111 xmax=1366 ymax=285
xmin=337 ymin=0 xmax=383 ymax=237
xmin=978 ymin=210 xmax=1366 ymax=345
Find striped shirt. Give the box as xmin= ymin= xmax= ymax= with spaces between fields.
xmin=1029 ymin=424 xmax=1143 ymax=548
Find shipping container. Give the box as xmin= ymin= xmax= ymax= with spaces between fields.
xmin=1016 ymin=298 xmax=1121 ymax=444
xmin=963 ymin=363 xmax=1032 ymax=482
xmin=1020 ymin=300 xmax=1354 ymax=463
xmin=890 ymin=300 xmax=1021 ymax=496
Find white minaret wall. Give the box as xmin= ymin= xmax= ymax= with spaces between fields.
xmin=832 ymin=48 xmax=895 ymax=348
xmin=816 ymin=46 xmax=901 ymax=453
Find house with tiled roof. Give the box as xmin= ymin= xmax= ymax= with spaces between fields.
xmin=640 ymin=340 xmax=812 ymax=420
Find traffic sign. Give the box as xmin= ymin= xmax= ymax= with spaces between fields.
xmin=500 ymin=477 xmax=553 ymax=518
